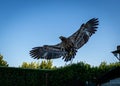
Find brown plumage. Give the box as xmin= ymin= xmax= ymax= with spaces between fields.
xmin=30 ymin=18 xmax=99 ymax=62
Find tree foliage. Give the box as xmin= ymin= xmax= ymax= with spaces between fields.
xmin=0 ymin=60 xmax=120 ymax=86
xmin=19 ymin=60 xmax=120 ymax=85
xmin=20 ymin=60 xmax=53 ymax=69
xmin=0 ymin=54 xmax=8 ymax=67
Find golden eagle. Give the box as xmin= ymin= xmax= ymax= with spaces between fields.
xmin=30 ymin=18 xmax=99 ymax=62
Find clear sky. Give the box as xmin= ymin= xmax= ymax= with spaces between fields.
xmin=0 ymin=0 xmax=120 ymax=67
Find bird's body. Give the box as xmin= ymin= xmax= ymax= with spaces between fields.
xmin=30 ymin=18 xmax=99 ymax=62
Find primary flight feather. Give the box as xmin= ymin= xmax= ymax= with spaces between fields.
xmin=30 ymin=18 xmax=99 ymax=62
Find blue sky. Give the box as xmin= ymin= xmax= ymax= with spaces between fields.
xmin=0 ymin=0 xmax=120 ymax=67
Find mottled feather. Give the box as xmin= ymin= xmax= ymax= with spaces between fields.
xmin=30 ymin=18 xmax=99 ymax=62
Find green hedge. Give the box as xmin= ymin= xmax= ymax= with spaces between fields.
xmin=0 ymin=67 xmax=48 ymax=86
xmin=0 ymin=62 xmax=119 ymax=86
xmin=0 ymin=66 xmax=86 ymax=86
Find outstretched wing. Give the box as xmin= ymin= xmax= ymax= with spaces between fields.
xmin=30 ymin=44 xmax=66 ymax=59
xmin=68 ymin=18 xmax=99 ymax=49
xmin=30 ymin=18 xmax=99 ymax=61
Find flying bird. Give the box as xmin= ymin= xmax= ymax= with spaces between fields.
xmin=30 ymin=18 xmax=99 ymax=62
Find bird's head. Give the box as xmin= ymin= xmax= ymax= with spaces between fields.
xmin=59 ymin=36 xmax=67 ymax=41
